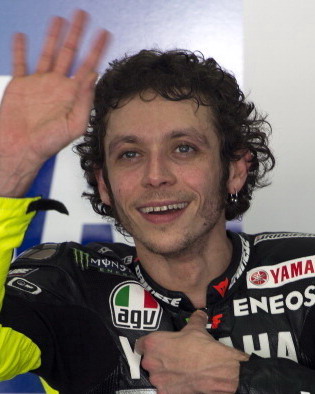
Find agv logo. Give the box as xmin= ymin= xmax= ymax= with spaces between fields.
xmin=110 ymin=281 xmax=162 ymax=330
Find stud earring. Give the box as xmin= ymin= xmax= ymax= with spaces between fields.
xmin=229 ymin=190 xmax=238 ymax=204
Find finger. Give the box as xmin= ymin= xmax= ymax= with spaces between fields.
xmin=182 ymin=310 xmax=208 ymax=331
xmin=135 ymin=337 xmax=145 ymax=355
xmin=54 ymin=9 xmax=89 ymax=74
xmin=74 ymin=29 xmax=110 ymax=81
xmin=12 ymin=33 xmax=27 ymax=77
xmin=135 ymin=332 xmax=170 ymax=356
xmin=36 ymin=16 xmax=65 ymax=73
xmin=67 ymin=71 xmax=98 ymax=138
xmin=134 ymin=332 xmax=158 ymax=355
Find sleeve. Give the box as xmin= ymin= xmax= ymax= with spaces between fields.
xmin=238 ymin=294 xmax=315 ymax=393
xmin=0 ymin=196 xmax=40 ymax=309
xmin=0 ymin=197 xmax=42 ymax=381
xmin=0 ymin=199 xmax=120 ymax=393
xmin=238 ymin=355 xmax=315 ymax=393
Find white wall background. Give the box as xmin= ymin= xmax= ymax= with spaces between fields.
xmin=243 ymin=0 xmax=315 ymax=233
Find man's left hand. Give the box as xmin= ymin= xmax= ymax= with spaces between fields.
xmin=135 ymin=310 xmax=249 ymax=394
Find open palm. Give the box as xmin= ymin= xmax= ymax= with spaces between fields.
xmin=0 ymin=10 xmax=109 ymax=197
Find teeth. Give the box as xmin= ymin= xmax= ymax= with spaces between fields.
xmin=140 ymin=202 xmax=188 ymax=214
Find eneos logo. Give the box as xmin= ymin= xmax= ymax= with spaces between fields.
xmin=110 ymin=281 xmax=162 ymax=331
xmin=249 ymin=270 xmax=269 ymax=286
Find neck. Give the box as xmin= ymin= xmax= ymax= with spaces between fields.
xmin=134 ymin=222 xmax=232 ymax=308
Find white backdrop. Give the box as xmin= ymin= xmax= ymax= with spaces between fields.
xmin=243 ymin=0 xmax=315 ymax=234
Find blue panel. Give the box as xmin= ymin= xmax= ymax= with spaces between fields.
xmin=0 ymin=373 xmax=44 ymax=393
xmin=81 ymin=224 xmax=113 ymax=245
xmin=17 ymin=156 xmax=56 ymax=255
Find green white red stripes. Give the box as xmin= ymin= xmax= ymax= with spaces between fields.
xmin=110 ymin=281 xmax=162 ymax=331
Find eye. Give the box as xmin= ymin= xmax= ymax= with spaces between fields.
xmin=120 ymin=151 xmax=140 ymax=160
xmin=175 ymin=144 xmax=196 ymax=154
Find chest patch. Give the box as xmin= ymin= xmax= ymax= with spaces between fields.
xmin=110 ymin=281 xmax=162 ymax=331
xmin=247 ymin=255 xmax=315 ymax=289
xmin=7 ymin=277 xmax=42 ymax=295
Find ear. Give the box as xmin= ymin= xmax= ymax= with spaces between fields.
xmin=226 ymin=151 xmax=251 ymax=194
xmin=95 ymin=168 xmax=111 ymax=206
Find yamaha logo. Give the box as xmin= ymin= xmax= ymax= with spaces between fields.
xmin=110 ymin=281 xmax=162 ymax=331
xmin=249 ymin=270 xmax=269 ymax=286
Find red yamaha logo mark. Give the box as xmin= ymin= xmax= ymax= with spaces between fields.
xmin=249 ymin=270 xmax=269 ymax=285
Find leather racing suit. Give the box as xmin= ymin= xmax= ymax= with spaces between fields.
xmin=1 ymin=196 xmax=315 ymax=394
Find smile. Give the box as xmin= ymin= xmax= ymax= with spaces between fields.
xmin=139 ymin=202 xmax=188 ymax=214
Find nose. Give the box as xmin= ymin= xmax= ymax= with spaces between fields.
xmin=141 ymin=153 xmax=176 ymax=188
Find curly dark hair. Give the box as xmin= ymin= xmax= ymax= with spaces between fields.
xmin=75 ymin=49 xmax=275 ymax=229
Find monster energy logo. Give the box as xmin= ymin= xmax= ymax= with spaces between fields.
xmin=73 ymin=248 xmax=90 ymax=270
xmin=72 ymin=248 xmax=134 ymax=278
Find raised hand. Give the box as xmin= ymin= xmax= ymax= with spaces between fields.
xmin=0 ymin=10 xmax=109 ymax=197
xmin=136 ymin=310 xmax=249 ymax=394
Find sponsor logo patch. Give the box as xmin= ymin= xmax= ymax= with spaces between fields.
xmin=249 ymin=270 xmax=269 ymax=286
xmin=234 ymin=285 xmax=315 ymax=316
xmin=247 ymin=256 xmax=315 ymax=289
xmin=230 ymin=235 xmax=250 ymax=288
xmin=72 ymin=248 xmax=133 ymax=277
xmin=8 ymin=268 xmax=37 ymax=277
xmin=254 ymin=232 xmax=315 ymax=245
xmin=121 ymin=255 xmax=134 ymax=266
xmin=7 ymin=278 xmax=42 ymax=295
xmin=97 ymin=246 xmax=114 ymax=255
xmin=213 ymin=278 xmax=229 ymax=297
xmin=73 ymin=248 xmax=90 ymax=269
xmin=206 ymin=313 xmax=223 ymax=330
xmin=110 ymin=281 xmax=162 ymax=330
xmin=96 ymin=247 xmax=134 ymax=265
xmin=135 ymin=265 xmax=181 ymax=307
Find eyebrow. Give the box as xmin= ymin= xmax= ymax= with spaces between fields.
xmin=108 ymin=135 xmax=141 ymax=155
xmin=107 ymin=127 xmax=211 ymax=155
xmin=169 ymin=128 xmax=210 ymax=147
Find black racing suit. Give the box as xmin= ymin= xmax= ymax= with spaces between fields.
xmin=1 ymin=198 xmax=315 ymax=393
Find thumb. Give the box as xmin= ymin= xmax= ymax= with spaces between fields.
xmin=182 ymin=310 xmax=208 ymax=332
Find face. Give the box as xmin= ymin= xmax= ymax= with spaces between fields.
xmin=98 ymin=94 xmax=229 ymax=257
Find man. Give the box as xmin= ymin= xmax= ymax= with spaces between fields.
xmin=1 ymin=10 xmax=315 ymax=394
